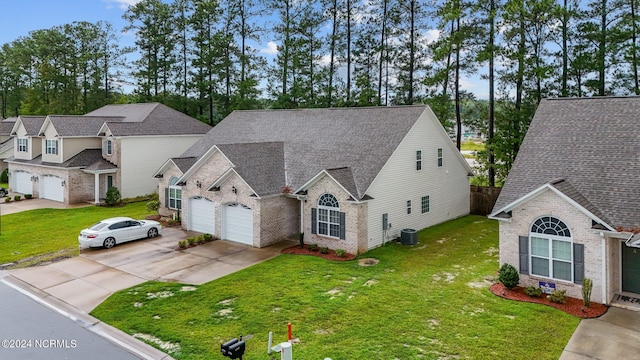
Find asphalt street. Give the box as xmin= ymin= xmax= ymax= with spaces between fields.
xmin=0 ymin=281 xmax=141 ymax=360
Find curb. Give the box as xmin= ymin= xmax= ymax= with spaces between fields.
xmin=0 ymin=273 xmax=174 ymax=360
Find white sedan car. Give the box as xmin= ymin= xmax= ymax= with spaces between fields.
xmin=78 ymin=217 xmax=162 ymax=249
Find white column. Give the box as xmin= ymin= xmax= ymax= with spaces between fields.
xmin=94 ymin=173 xmax=100 ymax=204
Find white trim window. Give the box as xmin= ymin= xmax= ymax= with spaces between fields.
xmin=106 ymin=139 xmax=113 ymax=155
xmin=530 ymin=216 xmax=572 ymax=281
xmin=17 ymin=138 xmax=28 ymax=152
xmin=45 ymin=139 xmax=58 ymax=155
xmin=421 ymin=195 xmax=430 ymax=213
xmin=318 ymin=193 xmax=340 ymax=238
xmin=168 ymin=176 xmax=182 ymax=210
xmin=437 ymin=148 xmax=443 ymax=167
xmin=407 ymin=200 xmax=412 ymax=214
xmin=416 ymin=150 xmax=422 ymax=170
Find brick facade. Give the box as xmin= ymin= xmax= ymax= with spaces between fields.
xmin=499 ymin=190 xmax=608 ymax=303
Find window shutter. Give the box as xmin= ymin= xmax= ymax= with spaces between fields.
xmin=164 ymin=187 xmax=169 ymax=208
xmin=311 ymin=208 xmax=317 ymax=234
xmin=518 ymin=236 xmax=529 ymax=274
xmin=339 ymin=212 xmax=346 ymax=240
xmin=573 ymin=243 xmax=584 ymax=284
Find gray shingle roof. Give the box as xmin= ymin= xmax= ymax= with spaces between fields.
xmin=172 ymin=157 xmax=198 ymax=173
xmin=492 ymin=96 xmax=640 ymax=230
xmin=217 ymin=142 xmax=285 ymax=195
xmin=19 ymin=116 xmax=46 ymax=135
xmin=87 ymin=103 xmax=212 ymax=136
xmin=8 ymin=149 xmax=105 ymax=168
xmin=48 ymin=116 xmax=124 ymax=136
xmin=325 ymin=167 xmax=359 ymax=199
xmin=1 ymin=117 xmax=17 ymax=136
xmin=180 ymin=106 xmax=428 ymax=198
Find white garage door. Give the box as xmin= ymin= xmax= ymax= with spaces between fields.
xmin=41 ymin=175 xmax=64 ymax=202
xmin=13 ymin=171 xmax=32 ymax=195
xmin=190 ymin=197 xmax=215 ymax=234
xmin=223 ymin=203 xmax=253 ymax=245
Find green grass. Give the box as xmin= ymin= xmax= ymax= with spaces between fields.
xmin=461 ymin=140 xmax=485 ymax=152
xmin=91 ymin=216 xmax=579 ymax=359
xmin=0 ymin=202 xmax=148 ymax=265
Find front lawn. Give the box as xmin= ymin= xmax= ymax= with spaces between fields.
xmin=91 ymin=216 xmax=580 ymax=359
xmin=0 ymin=201 xmax=148 ymax=266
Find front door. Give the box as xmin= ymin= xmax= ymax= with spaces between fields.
xmin=622 ymin=243 xmax=640 ymax=294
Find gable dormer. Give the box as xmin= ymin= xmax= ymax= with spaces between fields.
xmin=11 ymin=116 xmax=44 ymax=160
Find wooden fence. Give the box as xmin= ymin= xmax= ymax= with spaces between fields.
xmin=470 ymin=185 xmax=501 ymax=216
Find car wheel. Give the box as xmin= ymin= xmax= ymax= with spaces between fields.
xmin=147 ymin=228 xmax=158 ymax=238
xmin=103 ymin=237 xmax=116 ymax=249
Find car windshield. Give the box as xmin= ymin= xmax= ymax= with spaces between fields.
xmin=88 ymin=222 xmax=109 ymax=231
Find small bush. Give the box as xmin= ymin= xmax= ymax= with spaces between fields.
xmin=178 ymin=240 xmax=187 ymax=249
xmin=14 ymin=195 xmax=21 ymax=201
xmin=146 ymin=200 xmax=161 ymax=214
xmin=0 ymin=169 xmax=8 ymax=182
xmin=498 ymin=263 xmax=520 ymax=290
xmin=24 ymin=194 xmax=33 ymax=199
xmin=308 ymin=244 xmax=318 ymax=251
xmin=582 ymin=278 xmax=593 ymax=307
xmin=524 ymin=286 xmax=542 ymax=297
xmin=196 ymin=235 xmax=206 ymax=244
xmin=4 ymin=196 xmax=11 ymax=202
xmin=203 ymin=233 xmax=214 ymax=242
xmin=319 ymin=247 xmax=329 ymax=254
xmin=105 ymin=187 xmax=122 ymax=206
xmin=335 ymin=249 xmax=346 ymax=257
xmin=547 ymin=289 xmax=567 ymax=304
xmin=187 ymin=237 xmax=197 ymax=246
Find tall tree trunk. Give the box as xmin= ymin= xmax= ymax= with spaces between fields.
xmin=561 ymin=0 xmax=569 ymax=96
xmin=408 ymin=0 xmax=415 ymax=104
xmin=488 ymin=0 xmax=496 ymax=187
xmin=599 ymin=0 xmax=607 ymax=96
xmin=454 ymin=9 xmax=461 ymax=150
xmin=346 ymin=0 xmax=352 ymax=105
xmin=377 ymin=0 xmax=388 ymax=106
xmin=631 ymin=0 xmax=639 ymax=94
xmin=329 ymin=0 xmax=338 ymax=107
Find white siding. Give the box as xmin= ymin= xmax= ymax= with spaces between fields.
xmin=41 ymin=125 xmax=62 ymax=163
xmin=13 ymin=124 xmax=39 ymax=160
xmin=119 ymin=135 xmax=203 ymax=198
xmin=366 ymin=108 xmax=470 ymax=249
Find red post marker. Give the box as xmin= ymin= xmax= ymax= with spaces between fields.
xmin=287 ymin=322 xmax=292 ymax=341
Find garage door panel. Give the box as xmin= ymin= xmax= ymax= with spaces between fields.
xmin=14 ymin=172 xmax=32 ymax=195
xmin=223 ymin=203 xmax=253 ymax=246
xmin=41 ymin=175 xmax=64 ymax=202
xmin=190 ymin=197 xmax=215 ymax=234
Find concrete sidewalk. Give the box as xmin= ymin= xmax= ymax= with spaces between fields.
xmin=1 ymin=197 xmax=91 ymax=215
xmin=560 ymin=307 xmax=640 ymax=359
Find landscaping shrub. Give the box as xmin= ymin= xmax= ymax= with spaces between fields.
xmin=524 ymin=286 xmax=542 ymax=297
xmin=582 ymin=278 xmax=593 ymax=307
xmin=187 ymin=237 xmax=197 ymax=246
xmin=146 ymin=200 xmax=161 ymax=214
xmin=105 ymin=187 xmax=122 ymax=206
xmin=178 ymin=240 xmax=187 ymax=249
xmin=0 ymin=169 xmax=7 ymax=183
xmin=335 ymin=249 xmax=346 ymax=258
xmin=196 ymin=235 xmax=206 ymax=244
xmin=498 ymin=263 xmax=520 ymax=290
xmin=13 ymin=195 xmax=21 ymax=201
xmin=308 ymin=244 xmax=318 ymax=251
xmin=24 ymin=194 xmax=33 ymax=199
xmin=203 ymin=233 xmax=214 ymax=242
xmin=319 ymin=247 xmax=329 ymax=254
xmin=547 ymin=289 xmax=567 ymax=304
xmin=4 ymin=196 xmax=11 ymax=202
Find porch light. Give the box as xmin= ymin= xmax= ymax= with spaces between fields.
xmin=231 ymin=185 xmax=237 ymax=194
xmin=61 ymin=181 xmax=65 ymax=187
xmin=196 ymin=180 xmax=202 ymax=188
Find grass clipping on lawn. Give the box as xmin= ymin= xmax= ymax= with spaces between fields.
xmin=91 ymin=215 xmax=580 ymax=360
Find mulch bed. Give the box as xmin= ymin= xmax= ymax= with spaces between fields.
xmin=281 ymin=244 xmax=356 ymax=261
xmin=490 ymin=283 xmax=608 ymax=318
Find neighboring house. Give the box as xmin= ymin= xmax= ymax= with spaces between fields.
xmin=0 ymin=117 xmax=17 ymax=175
xmin=489 ymin=96 xmax=640 ymax=306
xmin=154 ymin=106 xmax=473 ymax=254
xmin=6 ymin=103 xmax=211 ymax=203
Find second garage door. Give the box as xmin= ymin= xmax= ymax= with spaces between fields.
xmin=40 ymin=175 xmax=64 ymax=202
xmin=223 ymin=203 xmax=253 ymax=245
xmin=189 ymin=197 xmax=215 ymax=235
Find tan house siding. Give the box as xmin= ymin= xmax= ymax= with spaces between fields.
xmin=499 ymin=190 xmax=604 ymax=302
xmin=366 ymin=108 xmax=470 ymax=249
xmin=303 ymin=174 xmax=367 ymax=255
xmin=62 ymin=138 xmax=101 ymax=162
xmin=13 ymin=125 xmax=39 ymax=160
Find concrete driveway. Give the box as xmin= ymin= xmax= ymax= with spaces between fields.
xmin=560 ymin=306 xmax=640 ymax=359
xmin=8 ymin=227 xmax=294 ymax=312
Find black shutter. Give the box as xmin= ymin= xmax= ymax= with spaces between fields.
xmin=574 ymin=243 xmax=584 ymax=284
xmin=311 ymin=208 xmax=317 ymax=234
xmin=164 ymin=187 xmax=169 ymax=208
xmin=519 ymin=236 xmax=529 ymax=274
xmin=339 ymin=212 xmax=346 ymax=240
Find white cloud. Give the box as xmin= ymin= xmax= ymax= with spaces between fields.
xmin=260 ymin=41 xmax=279 ymax=55
xmin=424 ymin=29 xmax=440 ymax=44
xmin=103 ymin=0 xmax=141 ymax=10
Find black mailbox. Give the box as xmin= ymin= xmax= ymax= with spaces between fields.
xmin=221 ymin=337 xmax=246 ymax=359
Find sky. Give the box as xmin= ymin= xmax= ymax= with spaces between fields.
xmin=0 ymin=0 xmax=488 ymax=99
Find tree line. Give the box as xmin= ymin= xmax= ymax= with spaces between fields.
xmin=1 ymin=0 xmax=638 ymax=186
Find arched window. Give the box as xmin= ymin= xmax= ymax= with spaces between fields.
xmin=529 ymin=216 xmax=572 ymax=281
xmin=318 ymin=194 xmax=340 ymax=238
xmin=168 ymin=176 xmax=182 ymax=210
